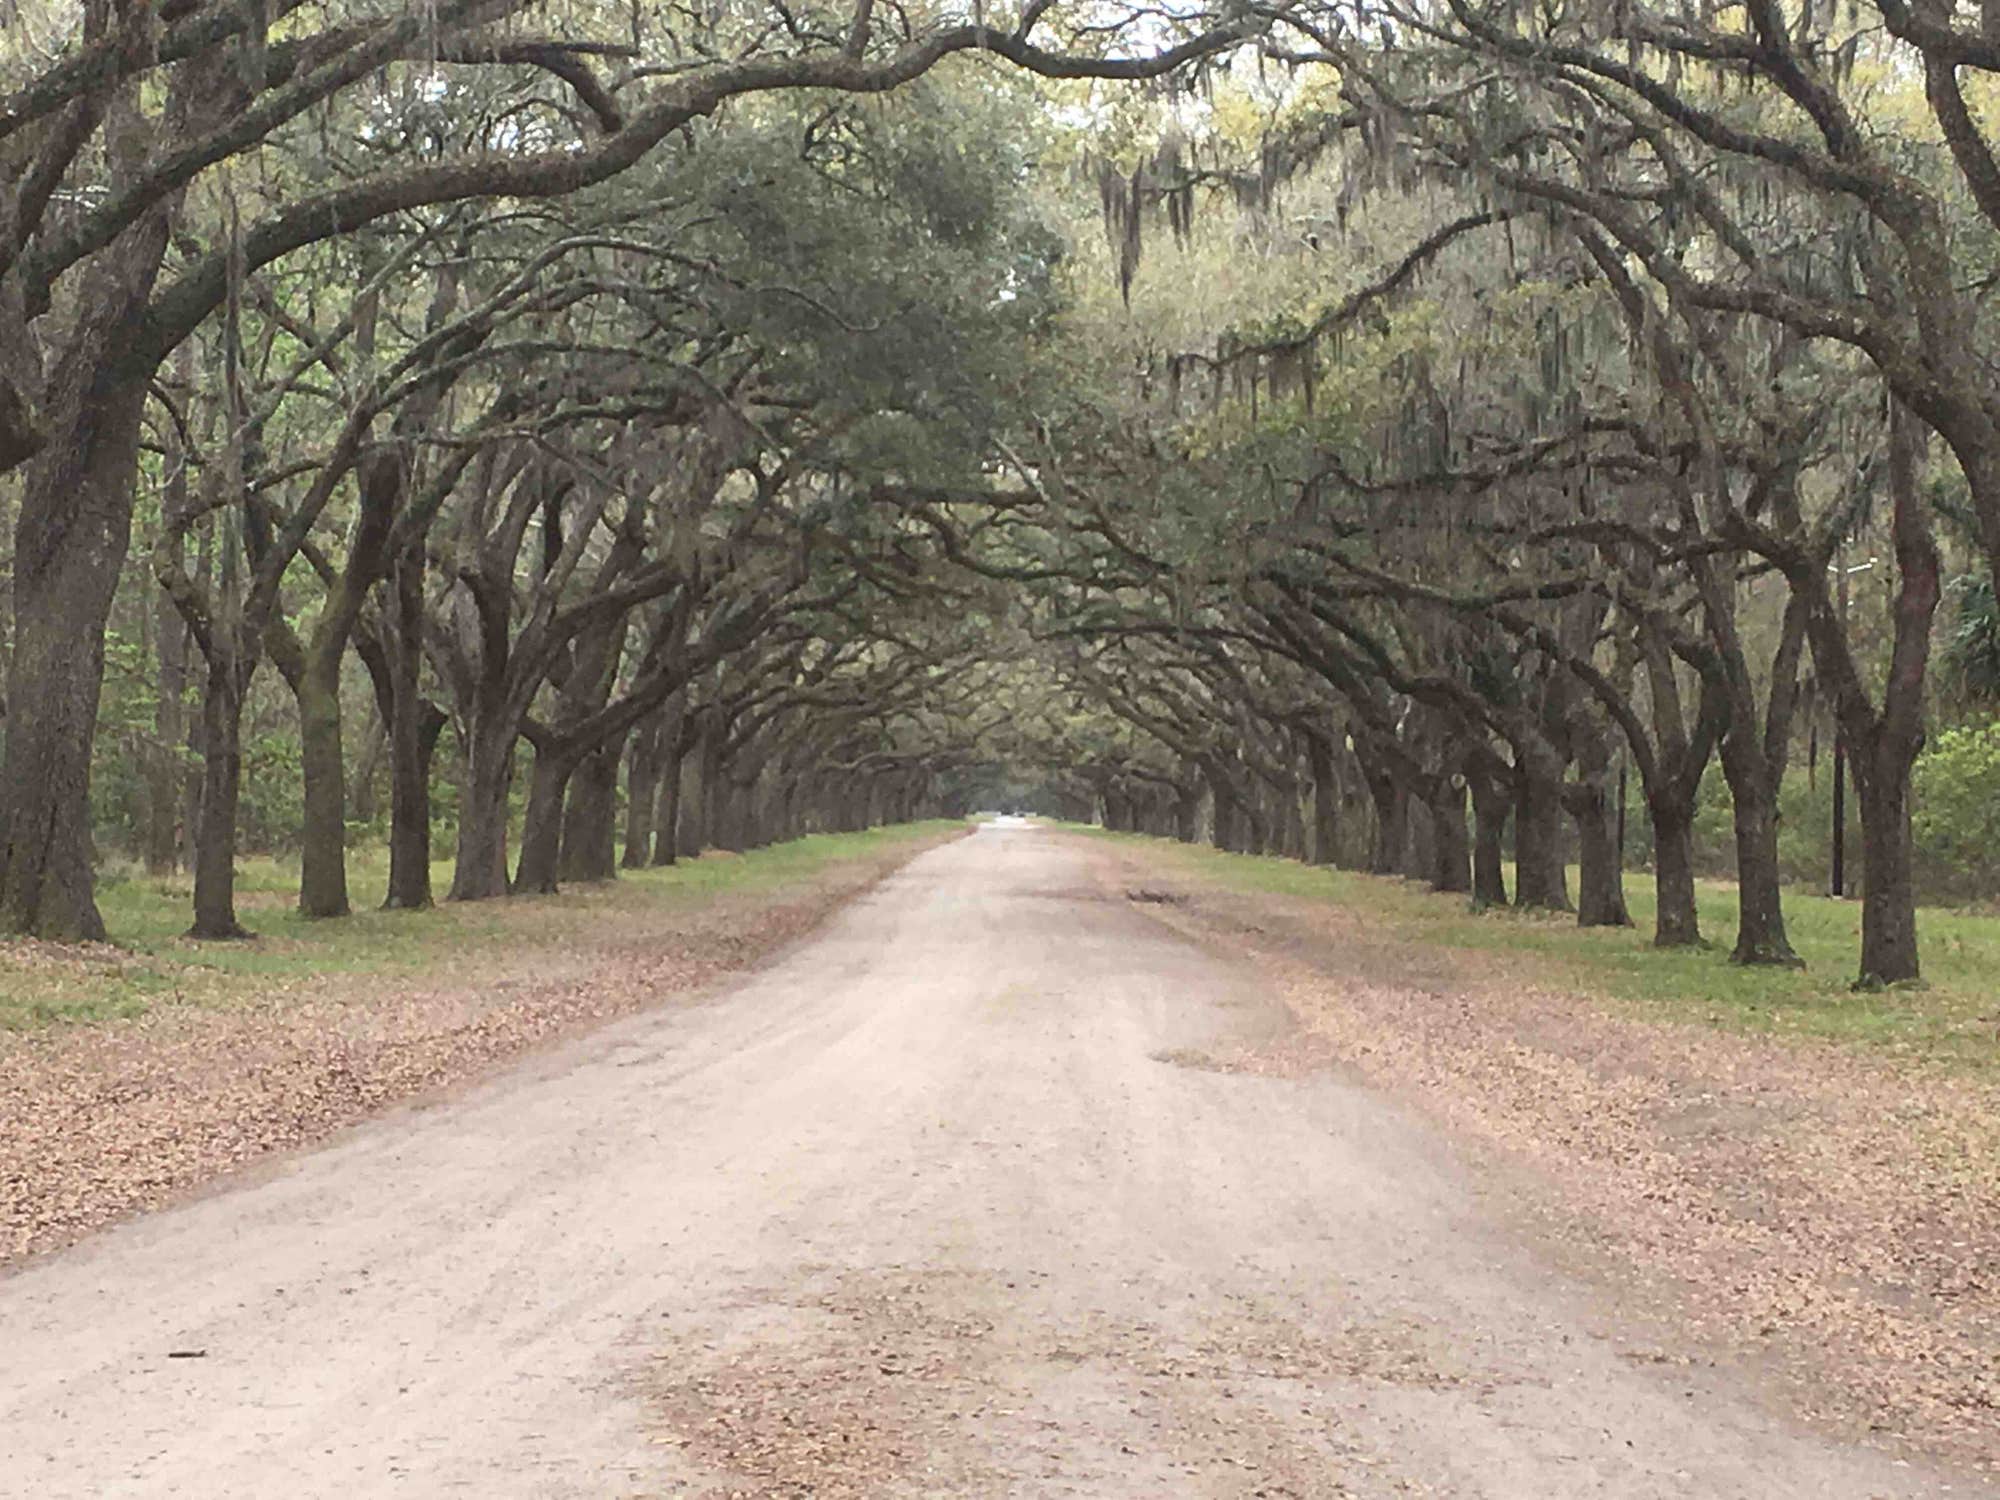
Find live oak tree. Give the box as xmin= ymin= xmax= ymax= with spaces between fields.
xmin=0 ymin=0 xmax=1260 ymax=939
xmin=5 ymin=0 xmax=1995 ymax=999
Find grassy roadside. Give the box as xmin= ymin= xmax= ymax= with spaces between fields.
xmin=1077 ymin=827 xmax=2000 ymax=1070
xmin=1 ymin=822 xmax=964 ymax=1032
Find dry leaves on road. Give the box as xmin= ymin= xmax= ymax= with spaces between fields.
xmin=1095 ymin=839 xmax=2000 ymax=1476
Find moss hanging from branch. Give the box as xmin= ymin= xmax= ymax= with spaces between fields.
xmin=1094 ymin=157 xmax=1143 ymax=306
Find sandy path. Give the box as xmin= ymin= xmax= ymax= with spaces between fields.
xmin=0 ymin=825 xmax=1984 ymax=1498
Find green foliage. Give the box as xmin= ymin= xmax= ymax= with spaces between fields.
xmin=240 ymin=730 xmax=306 ymax=849
xmin=1913 ymin=721 xmax=2000 ymax=898
xmin=1628 ymin=756 xmax=1984 ymax=901
xmin=676 ymin=83 xmax=1061 ymax=488
xmin=1943 ymin=575 xmax=2000 ymax=706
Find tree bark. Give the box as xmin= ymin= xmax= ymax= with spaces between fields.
xmin=559 ymin=735 xmax=622 ymax=882
xmin=449 ymin=721 xmax=515 ymax=901
xmin=1812 ymin=410 xmax=1940 ymax=985
xmin=1275 ymin=778 xmax=1306 ymax=861
xmin=382 ymin=699 xmax=444 ymax=911
xmin=677 ymin=735 xmax=708 ymax=850
xmin=1512 ymin=763 xmax=1573 ymax=911
xmin=346 ymin=710 xmax=386 ymax=828
xmin=761 ymin=772 xmax=794 ymax=846
xmin=1628 ymin=611 xmax=1717 ymax=948
xmin=1102 ymin=786 xmax=1132 ymax=831
xmin=713 ymin=773 xmax=745 ymax=852
xmin=679 ymin=716 xmax=717 ymax=855
xmin=1649 ymin=795 xmax=1702 ymax=947
xmin=1428 ymin=776 xmax=1473 ymax=894
xmin=1707 ymin=576 xmax=1809 ymax=966
xmin=146 ymin=552 xmax=192 ymax=876
xmin=1403 ymin=794 xmax=1434 ymax=881
xmin=0 ymin=232 xmax=167 ymax=938
xmin=181 ymin=523 xmax=212 ymax=880
xmin=1241 ymin=787 xmax=1270 ymax=855
xmin=1569 ymin=733 xmax=1632 ymax=928
xmin=1304 ymin=734 xmax=1340 ymax=866
xmin=1206 ymin=764 xmax=1245 ymax=852
xmin=1719 ymin=735 xmax=1798 ymax=965
xmin=651 ymin=725 xmax=684 ymax=866
xmin=1467 ymin=761 xmax=1510 ymax=907
xmin=622 ymin=711 xmax=663 ymax=869
xmin=1363 ymin=762 xmax=1407 ymax=876
xmin=292 ymin=648 xmax=351 ymax=918
xmin=1571 ymin=788 xmax=1631 ymax=927
xmin=1853 ymin=742 xmax=1921 ymax=985
xmin=513 ymin=742 xmax=577 ymax=895
xmin=188 ymin=651 xmax=253 ymax=941
xmin=379 ymin=545 xmax=443 ymax=910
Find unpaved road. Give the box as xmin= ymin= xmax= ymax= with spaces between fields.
xmin=1 ymin=827 xmax=1986 ymax=1498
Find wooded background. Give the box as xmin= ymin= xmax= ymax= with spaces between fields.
xmin=5 ymin=0 xmax=2000 ymax=990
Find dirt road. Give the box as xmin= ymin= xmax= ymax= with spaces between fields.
xmin=1 ymin=826 xmax=1982 ymax=1497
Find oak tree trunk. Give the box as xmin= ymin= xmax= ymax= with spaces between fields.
xmin=1207 ymin=767 xmax=1245 ymax=852
xmin=1853 ymin=743 xmax=1921 ymax=985
xmin=1648 ymin=796 xmax=1702 ymax=947
xmin=1304 ymin=736 xmax=1340 ymax=866
xmin=1428 ymin=778 xmax=1472 ymax=894
xmin=294 ymin=650 xmax=351 ymax=918
xmin=1572 ymin=787 xmax=1632 ymax=927
xmin=382 ymin=698 xmax=444 ymax=911
xmin=379 ymin=549 xmax=444 ymax=911
xmin=450 ymin=722 xmax=515 ymax=901
xmin=1718 ymin=736 xmax=1799 ymax=966
xmin=513 ymin=744 xmax=577 ymax=895
xmin=559 ymin=737 xmax=622 ymax=882
xmin=1364 ymin=765 xmax=1406 ymax=876
xmin=1468 ymin=768 xmax=1510 ymax=908
xmin=622 ymin=712 xmax=662 ymax=869
xmin=0 ymin=162 xmax=177 ymax=938
xmin=146 ymin=558 xmax=192 ymax=875
xmin=0 ymin=334 xmax=159 ymax=937
xmin=651 ymin=734 xmax=684 ymax=866
xmin=1835 ymin=411 xmax=1939 ymax=986
xmin=1512 ymin=767 xmax=1572 ymax=912
xmin=1276 ymin=781 xmax=1306 ymax=861
xmin=188 ymin=652 xmax=253 ymax=941
xmin=1569 ymin=735 xmax=1632 ymax=928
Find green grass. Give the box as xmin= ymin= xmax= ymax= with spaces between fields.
xmin=1078 ymin=827 xmax=2000 ymax=1069
xmin=0 ymin=822 xmax=962 ymax=1032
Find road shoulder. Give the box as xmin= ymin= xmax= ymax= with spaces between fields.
xmin=1082 ymin=830 xmax=2000 ymax=1479
xmin=0 ymin=825 xmax=964 ymax=1267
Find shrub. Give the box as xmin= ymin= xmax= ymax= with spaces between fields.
xmin=1913 ymin=720 xmax=2000 ymax=900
